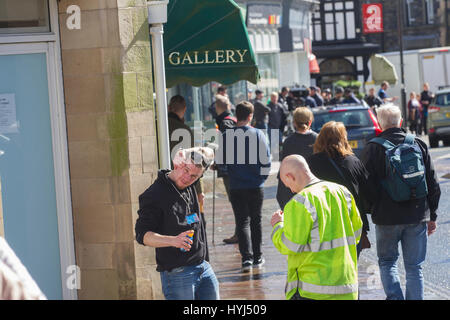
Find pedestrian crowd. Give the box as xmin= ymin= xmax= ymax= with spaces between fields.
xmin=132 ymin=81 xmax=441 ymax=302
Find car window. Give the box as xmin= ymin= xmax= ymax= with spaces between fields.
xmin=311 ymin=109 xmax=372 ymax=132
xmin=435 ymin=93 xmax=450 ymax=106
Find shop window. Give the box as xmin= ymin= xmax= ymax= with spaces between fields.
xmin=256 ymin=53 xmax=279 ymax=99
xmin=312 ymin=0 xmax=358 ymax=42
xmin=0 ymin=0 xmax=50 ymax=34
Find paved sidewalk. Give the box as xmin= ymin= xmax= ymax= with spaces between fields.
xmin=202 ymin=169 xmax=386 ymax=300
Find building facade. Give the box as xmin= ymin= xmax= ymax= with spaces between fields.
xmin=0 ymin=0 xmax=162 ymax=299
xmin=363 ymin=0 xmax=448 ymax=52
xmin=312 ymin=0 xmax=449 ymax=91
xmin=311 ymin=0 xmax=380 ymax=90
xmin=168 ymin=0 xmax=317 ymax=129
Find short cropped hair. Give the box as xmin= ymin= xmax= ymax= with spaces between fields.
xmin=376 ymin=103 xmax=402 ymax=130
xmin=217 ymin=86 xmax=227 ymax=94
xmin=293 ymin=107 xmax=314 ymax=131
xmin=235 ymin=101 xmax=254 ymax=122
xmin=313 ymin=121 xmax=354 ymax=158
xmin=168 ymin=95 xmax=186 ymax=113
xmin=215 ymin=95 xmax=230 ymax=112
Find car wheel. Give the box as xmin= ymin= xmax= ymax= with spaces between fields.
xmin=429 ymin=136 xmax=439 ymax=148
xmin=443 ymin=138 xmax=450 ymax=147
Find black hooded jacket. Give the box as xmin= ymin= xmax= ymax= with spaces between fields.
xmin=135 ymin=170 xmax=209 ymax=272
xmin=361 ymin=128 xmax=441 ymax=225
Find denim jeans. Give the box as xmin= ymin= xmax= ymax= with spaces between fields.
xmin=160 ymin=261 xmax=220 ymax=300
xmin=229 ymin=188 xmax=264 ymax=262
xmin=376 ymin=223 xmax=428 ymax=300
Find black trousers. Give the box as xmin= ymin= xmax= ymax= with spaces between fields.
xmin=222 ymin=175 xmax=238 ymax=236
xmin=229 ymin=187 xmax=264 ymax=262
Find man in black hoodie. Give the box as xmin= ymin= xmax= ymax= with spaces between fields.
xmin=135 ymin=147 xmax=219 ymax=300
xmin=361 ymin=103 xmax=440 ymax=300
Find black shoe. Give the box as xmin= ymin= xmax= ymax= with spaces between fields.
xmin=253 ymin=257 xmax=265 ymax=269
xmin=241 ymin=260 xmax=253 ymax=272
xmin=223 ymin=235 xmax=238 ymax=244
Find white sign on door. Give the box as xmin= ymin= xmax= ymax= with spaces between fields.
xmin=0 ymin=94 xmax=18 ymax=134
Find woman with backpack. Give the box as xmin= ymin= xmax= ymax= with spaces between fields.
xmin=306 ymin=121 xmax=372 ymax=257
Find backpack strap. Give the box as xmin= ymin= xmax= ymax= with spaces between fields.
xmin=370 ymin=137 xmax=396 ymax=150
xmin=404 ymin=134 xmax=416 ymax=145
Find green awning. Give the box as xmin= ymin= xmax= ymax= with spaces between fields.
xmin=370 ymin=54 xmax=398 ymax=85
xmin=164 ymin=0 xmax=260 ymax=88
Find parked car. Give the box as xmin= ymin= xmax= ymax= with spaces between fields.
xmin=310 ymin=103 xmax=382 ymax=158
xmin=427 ymin=87 xmax=450 ymax=148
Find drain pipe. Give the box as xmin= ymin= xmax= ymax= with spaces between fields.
xmin=147 ymin=1 xmax=171 ymax=169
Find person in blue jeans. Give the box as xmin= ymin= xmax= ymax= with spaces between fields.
xmin=135 ymin=147 xmax=219 ymax=300
xmin=361 ymin=104 xmax=441 ymax=300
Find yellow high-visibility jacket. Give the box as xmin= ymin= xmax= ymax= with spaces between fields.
xmin=272 ymin=181 xmax=362 ymax=300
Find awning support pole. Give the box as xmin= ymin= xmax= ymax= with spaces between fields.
xmin=148 ymin=2 xmax=171 ymax=169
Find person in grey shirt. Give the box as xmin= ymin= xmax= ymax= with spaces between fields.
xmin=276 ymin=107 xmax=318 ymax=209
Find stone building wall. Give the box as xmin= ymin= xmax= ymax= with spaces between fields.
xmin=57 ymin=0 xmax=162 ymax=299
xmin=361 ymin=0 xmax=445 ymax=51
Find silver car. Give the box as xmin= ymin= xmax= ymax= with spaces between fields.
xmin=428 ymin=88 xmax=450 ymax=148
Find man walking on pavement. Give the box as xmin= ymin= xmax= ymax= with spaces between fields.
xmin=135 ymin=147 xmax=219 ymax=300
xmin=420 ymin=82 xmax=434 ymax=135
xmin=361 ymin=103 xmax=441 ymax=300
xmin=213 ymin=95 xmax=239 ymax=245
xmin=221 ymin=101 xmax=271 ymax=272
xmin=252 ymin=89 xmax=271 ymax=131
xmin=268 ymin=92 xmax=286 ymax=156
xmin=271 ymin=155 xmax=362 ymax=300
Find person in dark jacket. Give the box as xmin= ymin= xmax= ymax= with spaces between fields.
xmin=167 ymin=95 xmax=204 ymax=210
xmin=276 ymin=107 xmax=317 ymax=209
xmin=208 ymin=86 xmax=233 ymax=119
xmin=252 ymin=89 xmax=271 ymax=130
xmin=305 ymin=87 xmax=318 ymax=108
xmin=214 ymin=95 xmax=239 ymax=244
xmin=361 ymin=103 xmax=441 ymax=300
xmin=420 ymin=82 xmax=434 ymax=135
xmin=310 ymin=86 xmax=324 ymax=106
xmin=327 ymin=86 xmax=344 ymax=105
xmin=307 ymin=121 xmax=371 ymax=257
xmin=364 ymin=87 xmax=383 ymax=112
xmin=342 ymin=88 xmax=361 ymax=104
xmin=135 ymin=147 xmax=219 ymax=300
xmin=268 ymin=92 xmax=286 ymax=155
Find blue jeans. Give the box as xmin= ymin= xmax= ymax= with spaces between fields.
xmin=160 ymin=261 xmax=220 ymax=300
xmin=376 ymin=223 xmax=428 ymax=300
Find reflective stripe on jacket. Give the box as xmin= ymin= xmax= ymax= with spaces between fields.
xmin=271 ymin=181 xmax=362 ymax=300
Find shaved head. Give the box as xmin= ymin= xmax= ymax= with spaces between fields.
xmin=280 ymin=155 xmax=316 ymax=193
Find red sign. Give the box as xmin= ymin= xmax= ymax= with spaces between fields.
xmin=363 ymin=4 xmax=383 ymax=34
